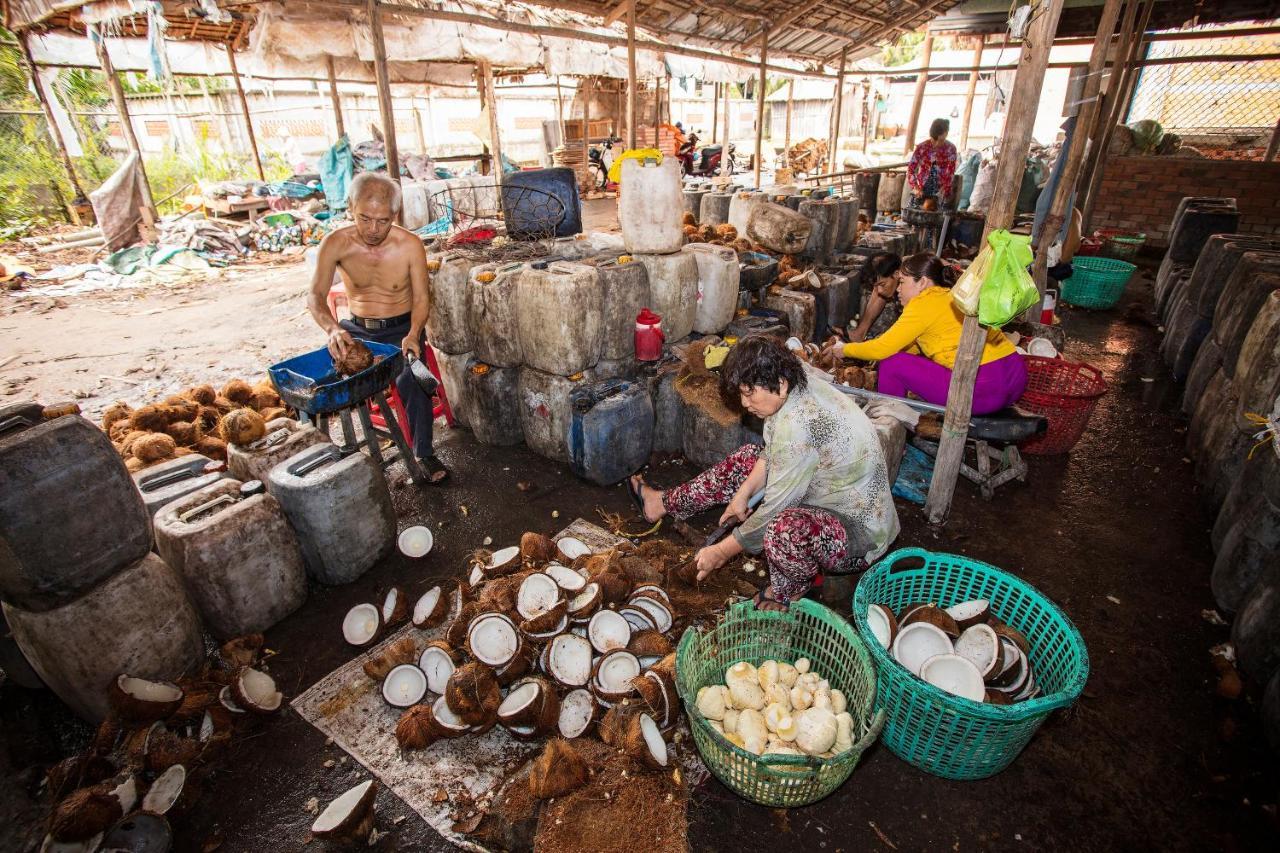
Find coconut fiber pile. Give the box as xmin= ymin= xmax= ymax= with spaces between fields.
xmin=99 ymin=378 xmax=292 ymax=473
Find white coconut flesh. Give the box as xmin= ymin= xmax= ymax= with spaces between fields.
xmin=468 ymin=614 xmax=520 ymax=666
xmin=991 ymin=638 xmax=1028 ymax=691
xmin=497 ymin=682 xmax=540 ymax=722
xmin=632 ymin=584 xmax=670 ymax=604
xmin=919 ymin=653 xmax=986 ymax=702
xmin=639 ymin=713 xmax=669 ymax=767
xmin=588 ymin=610 xmax=632 ymax=654
xmin=643 ymin=671 xmax=671 ymax=725
xmin=381 ymin=664 xmax=427 ymax=708
xmin=142 ymin=764 xmax=186 ymax=815
xmin=219 ymin=685 xmax=246 ymax=714
xmin=116 ymin=675 xmax=182 ymax=704
xmin=488 ymin=546 xmax=521 ymax=571
xmin=469 ymin=565 xmax=486 ymax=587
xmin=419 ymin=647 xmax=456 ymax=694
xmin=568 ymin=584 xmax=602 ymax=617
xmin=398 ymin=525 xmax=433 ymax=558
xmin=547 ymin=634 xmax=593 ymax=687
xmin=112 ymin=774 xmax=139 ymax=814
xmin=595 ymin=651 xmax=641 ymax=694
xmin=891 ymin=622 xmax=953 ymax=676
xmin=954 ymin=624 xmax=1003 ymax=680
xmin=867 ymin=604 xmax=895 ymax=649
xmin=516 ymin=573 xmax=562 ymax=620
xmin=237 ymin=668 xmax=283 ymax=712
xmin=381 ymin=588 xmax=402 ymax=622
xmin=199 ymin=710 xmax=217 ymax=742
xmin=556 ymin=537 xmax=591 ymax=562
xmin=431 ymin=695 xmax=470 ymax=733
xmin=312 ymin=780 xmax=375 ymax=835
xmin=545 ymin=564 xmax=587 ymax=592
xmin=945 ymin=599 xmax=990 ymax=628
xmin=629 ymin=596 xmax=672 ymax=633
xmin=618 ymin=607 xmax=656 ymax=633
xmin=525 ymin=614 xmax=569 ymax=640
xmin=558 ymin=688 xmax=595 ymax=738
xmin=342 ymin=603 xmax=381 ymax=646
xmin=412 ymin=587 xmax=444 ymax=626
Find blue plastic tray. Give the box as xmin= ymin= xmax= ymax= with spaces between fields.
xmin=268 ymin=340 xmax=402 ymax=416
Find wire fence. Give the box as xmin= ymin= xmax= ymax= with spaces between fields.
xmin=1127 ymin=28 xmax=1280 ymax=160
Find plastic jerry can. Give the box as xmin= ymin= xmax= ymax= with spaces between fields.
xmin=595 ymin=356 xmax=638 ymax=382
xmin=153 ymin=479 xmax=307 ymax=639
xmin=728 ymin=192 xmax=764 ymax=236
xmin=465 ymin=360 xmax=524 ymax=446
xmin=834 ymin=197 xmax=858 ymax=253
xmin=568 ymin=380 xmax=655 ymax=485
xmin=432 ymin=345 xmax=473 ymax=428
xmin=747 ymin=202 xmax=814 ymax=256
xmin=469 ymin=262 xmax=526 ymax=368
xmin=268 ymin=444 xmax=396 ymax=586
xmin=682 ymin=187 xmax=708 ymax=221
xmin=425 ymin=253 xmax=478 ymax=354
xmin=518 ymin=366 xmax=596 ymax=462
xmin=635 ymin=251 xmax=697 ymax=342
xmin=799 ymin=199 xmax=840 ymax=265
xmin=635 ymin=309 xmax=665 ymax=362
xmin=227 ymin=418 xmax=327 ymax=486
xmin=699 ymin=191 xmax=733 ymax=226
xmin=682 ymin=405 xmax=761 ymax=470
xmin=619 ymin=157 xmax=683 ymax=254
xmin=646 ymin=364 xmax=685 ymax=454
xmin=590 ymin=254 xmax=652 ymax=360
xmin=133 ymin=453 xmax=226 ymax=517
xmin=766 ymin=289 xmax=818 ymax=343
xmin=515 ymin=261 xmax=604 ymax=376
xmin=0 ymin=414 xmax=152 ymax=612
xmin=817 ymin=272 xmax=853 ymax=334
xmin=683 ymin=243 xmax=741 ymax=335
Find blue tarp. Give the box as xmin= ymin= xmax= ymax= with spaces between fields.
xmin=318 ymin=136 xmax=354 ymax=211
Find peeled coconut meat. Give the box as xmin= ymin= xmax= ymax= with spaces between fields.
xmin=629 ymin=596 xmax=673 ymax=633
xmin=618 ymin=606 xmax=656 ymax=633
xmin=381 ymin=664 xmax=427 ymax=708
xmin=516 ymin=573 xmax=562 ymax=620
xmin=141 ymin=764 xmax=186 ymax=815
xmin=556 ymin=537 xmax=591 ymax=563
xmin=954 ymin=623 xmax=1003 ymax=682
xmin=111 ymin=675 xmax=184 ymax=722
xmin=419 ymin=644 xmax=457 ymax=694
xmin=545 ymin=633 xmax=593 ymax=687
xmin=594 ymin=650 xmax=641 ymax=698
xmin=567 ymin=584 xmax=602 ymax=620
xmin=412 ymin=586 xmax=448 ymax=629
xmin=545 ymin=563 xmax=587 ymax=593
xmin=920 ymin=653 xmax=986 ymax=702
xmin=892 ymin=622 xmax=953 ymax=676
xmin=397 ymin=525 xmax=434 ymax=558
xmin=945 ymin=599 xmax=991 ymax=631
xmin=233 ymin=667 xmax=283 ymax=714
xmin=469 ymin=565 xmax=486 ymax=587
xmin=312 ymin=779 xmax=377 ymax=840
xmin=866 ymin=604 xmax=898 ymax=650
xmin=342 ymin=603 xmax=382 ymax=646
xmin=587 ymin=609 xmax=632 ymax=653
xmin=467 ymin=613 xmax=520 ymax=667
xmin=488 ymin=546 xmax=521 ymax=575
xmin=558 ymin=688 xmax=596 ymax=738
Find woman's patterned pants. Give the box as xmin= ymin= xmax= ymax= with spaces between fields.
xmin=662 ymin=444 xmax=850 ymax=603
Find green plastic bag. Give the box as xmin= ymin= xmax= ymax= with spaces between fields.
xmin=978 ymin=229 xmax=1038 ymax=327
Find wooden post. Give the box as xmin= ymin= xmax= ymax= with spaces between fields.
xmin=711 ymin=82 xmax=719 ymax=142
xmin=413 ymin=102 xmax=427 ymax=152
xmin=924 ymin=0 xmax=1067 ymax=524
xmin=582 ymin=76 xmax=592 ymax=190
xmin=754 ymin=27 xmax=769 ymax=187
xmin=326 ymin=55 xmax=346 ymax=139
xmin=1265 ymin=116 xmax=1280 ymax=162
xmin=478 ymin=60 xmax=504 ymax=174
xmin=1029 ymin=0 xmax=1125 ymax=311
xmin=1078 ymin=0 xmax=1140 ymax=196
xmin=224 ymin=45 xmax=265 ymax=182
xmin=958 ymin=35 xmax=981 ymax=151
xmin=828 ymin=49 xmax=847 ymax=174
xmin=91 ymin=24 xmax=156 ymax=217
xmin=784 ymin=78 xmax=794 ymax=158
xmin=554 ymin=75 xmax=566 ymax=148
xmin=862 ymin=80 xmax=872 ymax=153
xmin=626 ymin=0 xmax=637 ymax=150
xmin=17 ymin=32 xmax=86 ymax=208
xmin=368 ymin=0 xmax=400 ymax=187
xmin=722 ymin=77 xmax=731 ymax=149
xmin=903 ymin=31 xmax=935 ymax=155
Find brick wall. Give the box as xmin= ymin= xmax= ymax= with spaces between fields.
xmin=1090 ymin=156 xmax=1280 ymax=247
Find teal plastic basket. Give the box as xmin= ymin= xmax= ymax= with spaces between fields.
xmin=1061 ymin=256 xmax=1136 ymax=310
xmin=851 ymin=548 xmax=1089 ymax=780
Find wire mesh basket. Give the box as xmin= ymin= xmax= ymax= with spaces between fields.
xmin=425 ymin=179 xmax=565 ymax=262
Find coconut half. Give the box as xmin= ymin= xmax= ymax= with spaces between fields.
xmin=521 ymin=600 xmax=569 ymax=635
xmin=110 ymin=675 xmax=184 ymax=723
xmin=232 ymin=667 xmax=283 ymax=714
xmin=592 ymin=650 xmax=641 ymax=702
xmin=867 ymin=604 xmax=899 ymax=650
xmin=618 ymin=606 xmax=657 ymax=633
xmin=218 ymin=686 xmax=246 ymax=715
xmin=567 ymin=584 xmax=603 ymax=622
xmin=381 ymin=664 xmax=428 ymax=708
xmin=497 ymin=676 xmax=560 ymax=733
xmin=412 ymin=586 xmax=449 ymax=629
xmin=631 ymin=584 xmax=670 ymax=604
xmin=488 ymin=546 xmax=522 ymax=576
xmin=40 ymin=832 xmax=105 ymax=853
xmin=628 ymin=596 xmax=673 ymax=633
xmin=342 ymin=603 xmax=382 ymax=647
xmin=627 ymin=713 xmax=669 ymax=769
xmin=558 ymin=688 xmax=597 ymax=738
xmin=429 ymin=695 xmax=471 ymax=738
xmin=891 ymin=622 xmax=953 ymax=676
xmin=945 ymin=599 xmax=991 ymax=631
xmin=381 ymin=587 xmax=409 ymax=627
xmin=545 ymin=563 xmax=587 ymax=593
xmin=919 ymin=653 xmax=985 ymax=702
xmin=516 ymin=573 xmax=562 ymax=621
xmin=312 ymin=779 xmax=378 ymax=841
xmin=419 ymin=642 xmax=458 ymax=694
xmin=545 ymin=633 xmax=594 ymax=687
xmin=954 ymin=623 xmax=1004 ymax=682
xmin=587 ymin=610 xmax=632 ymax=654
xmin=469 ymin=564 xmax=486 ymax=587
xmin=990 ymin=638 xmax=1028 ymax=692
xmin=397 ymin=525 xmax=434 ymax=558
xmin=556 ymin=537 xmax=591 ymax=564
xmin=467 ymin=612 xmax=520 ymax=667
xmin=140 ymin=764 xmax=186 ymax=815
xmin=900 ymin=604 xmax=960 ymax=639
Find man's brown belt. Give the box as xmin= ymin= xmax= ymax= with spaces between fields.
xmin=349 ymin=311 xmax=412 ymax=330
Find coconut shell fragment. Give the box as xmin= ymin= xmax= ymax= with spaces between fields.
xmin=109 ymin=675 xmax=184 ymax=724
xmin=363 ymin=637 xmax=420 ymax=681
xmin=48 ymin=784 xmax=123 ymax=842
xmin=900 ymin=604 xmax=960 ymax=639
xmin=312 ymin=779 xmax=378 ymax=842
xmin=334 ymin=339 xmax=375 ymax=376
xmin=218 ymin=408 xmax=267 ymax=447
xmin=528 ymin=738 xmax=590 ymax=799
xmin=520 ymin=532 xmax=557 ymax=564
xmin=445 ymin=662 xmax=502 ymax=725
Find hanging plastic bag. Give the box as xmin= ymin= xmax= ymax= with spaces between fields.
xmin=979 ymin=229 xmax=1038 ymax=326
xmin=951 ymin=243 xmax=992 ymax=316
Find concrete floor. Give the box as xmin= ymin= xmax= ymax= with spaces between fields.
xmin=2 ymin=264 xmax=1278 ymax=852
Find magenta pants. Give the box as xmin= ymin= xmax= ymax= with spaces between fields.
xmin=878 ymin=352 xmax=1028 ymax=415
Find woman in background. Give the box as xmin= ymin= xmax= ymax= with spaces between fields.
xmin=907 ymin=118 xmax=958 ymax=209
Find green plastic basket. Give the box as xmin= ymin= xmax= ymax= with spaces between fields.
xmin=851 ymin=548 xmax=1089 ymax=780
xmin=675 ymin=599 xmax=885 ymax=807
xmin=1061 ymin=255 xmax=1136 ymax=310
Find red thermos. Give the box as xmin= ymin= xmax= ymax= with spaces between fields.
xmin=635 ymin=309 xmax=664 ymax=361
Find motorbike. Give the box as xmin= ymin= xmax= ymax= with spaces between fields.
xmin=587 ymin=137 xmax=619 ymax=189
xmin=677 ymin=132 xmax=736 ymax=177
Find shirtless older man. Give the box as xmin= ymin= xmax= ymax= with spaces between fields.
xmin=307 ymin=172 xmax=448 ymax=482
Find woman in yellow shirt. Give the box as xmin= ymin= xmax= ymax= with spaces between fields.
xmin=830 ymin=253 xmax=1028 ymax=415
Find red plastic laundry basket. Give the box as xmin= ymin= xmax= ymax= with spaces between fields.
xmin=1017 ymin=356 xmax=1108 ymax=455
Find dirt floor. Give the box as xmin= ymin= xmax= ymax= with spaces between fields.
xmin=2 ymin=226 xmax=1279 ymax=851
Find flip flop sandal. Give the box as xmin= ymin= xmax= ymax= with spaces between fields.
xmin=625 ymin=476 xmax=647 ymax=515
xmin=753 ymin=589 xmax=790 ymax=611
xmin=422 ymin=455 xmax=450 ymax=484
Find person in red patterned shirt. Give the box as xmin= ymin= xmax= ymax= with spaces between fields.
xmin=907 ymin=118 xmax=958 ymax=209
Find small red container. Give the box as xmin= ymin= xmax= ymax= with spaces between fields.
xmin=635 ymin=309 xmax=665 ymax=361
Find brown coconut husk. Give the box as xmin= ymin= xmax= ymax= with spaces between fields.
xmin=334 ymin=339 xmax=375 ymax=376
xmin=363 ymin=636 xmax=419 ymax=681
xmin=528 ymin=738 xmax=590 ymax=799
xmin=635 ymin=540 xmax=690 ymax=576
xmin=90 ymin=719 xmax=122 ymax=756
xmin=619 ymin=556 xmax=663 ymax=586
xmin=445 ymin=602 xmax=481 ymax=649
xmin=219 ymin=634 xmax=265 ymax=669
xmin=125 ymin=457 xmax=146 ymax=473
xmin=901 ymin=604 xmax=960 ymax=639
xmin=118 ymin=430 xmax=150 ymax=456
xmin=212 ymin=396 xmax=236 ymax=415
xmin=164 ymin=420 xmax=202 ymax=447
xmin=132 ymin=433 xmax=177 ymax=463
xmin=520 ymin=600 xmax=567 ymax=635
xmin=128 ymin=404 xmax=175 ymax=432
xmin=194 ymin=435 xmax=228 ymax=461
xmin=218 ymin=408 xmax=267 ymax=446
xmin=672 ymin=337 xmax=739 ymax=427
xmin=445 ymin=662 xmax=501 ymax=725
xmin=595 ymin=573 xmax=631 ymax=605
xmin=648 ymin=653 xmax=677 ymax=685
xmin=195 ymin=405 xmax=222 ymax=432
xmin=627 ymin=630 xmax=673 ymax=657
xmin=259 ymin=406 xmax=288 ymax=422
xmin=187 ymin=384 xmax=217 ymax=405
xmin=48 ymin=783 xmax=124 ymax=842
xmin=145 ymin=728 xmax=204 ymax=772
xmin=477 ymin=575 xmax=521 ymax=614
xmin=45 ymin=755 xmax=116 ymax=801
xmin=396 ymin=704 xmax=438 ymax=750
xmin=520 ymin=531 xmax=557 ymax=564
xmin=252 ymin=386 xmax=282 ymax=411
xmin=221 ymin=379 xmax=255 ymax=405
xmin=101 ymin=401 xmax=133 ymax=432
xmin=162 ymin=396 xmax=200 ymax=421
xmin=621 ymin=712 xmax=668 ymax=769
xmin=108 ymin=419 xmax=133 ymax=442
xmin=598 ymin=703 xmax=642 ymax=748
